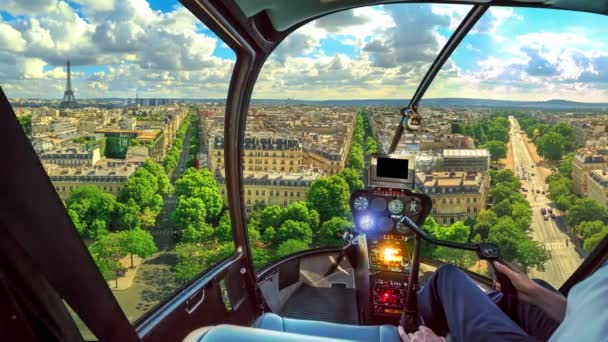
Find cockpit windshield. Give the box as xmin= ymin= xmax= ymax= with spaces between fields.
xmin=2 ymin=1 xmax=608 ymax=338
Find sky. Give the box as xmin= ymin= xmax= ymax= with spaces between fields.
xmin=1 ymin=0 xmax=608 ymax=101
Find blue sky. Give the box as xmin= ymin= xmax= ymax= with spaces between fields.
xmin=0 ymin=1 xmax=607 ymax=101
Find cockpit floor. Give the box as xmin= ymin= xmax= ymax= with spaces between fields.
xmin=280 ymin=284 xmax=359 ymax=324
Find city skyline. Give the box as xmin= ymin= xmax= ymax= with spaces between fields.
xmin=0 ymin=1 xmax=607 ymax=101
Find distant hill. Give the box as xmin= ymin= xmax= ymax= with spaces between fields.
xmin=11 ymin=97 xmax=608 ymax=110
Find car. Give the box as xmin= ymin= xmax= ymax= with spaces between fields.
xmin=521 ymin=188 xmax=528 ymax=192
xmin=531 ymin=165 xmax=535 ymax=168
xmin=548 ymin=208 xmax=553 ymax=214
xmin=531 ymin=173 xmax=535 ymax=176
xmin=541 ymin=208 xmax=547 ymax=215
xmin=536 ymin=189 xmax=540 ymax=193
xmin=544 ymin=214 xmax=549 ymax=221
xmin=541 ymin=191 xmax=545 ymax=195
xmin=550 ymin=213 xmax=556 ymax=218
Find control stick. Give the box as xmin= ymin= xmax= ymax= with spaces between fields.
xmin=399 ymin=216 xmax=517 ymax=296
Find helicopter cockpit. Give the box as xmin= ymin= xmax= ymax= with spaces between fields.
xmin=2 ymin=1 xmax=608 ymax=342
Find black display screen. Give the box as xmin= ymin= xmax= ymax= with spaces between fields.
xmin=376 ymin=157 xmax=409 ymax=179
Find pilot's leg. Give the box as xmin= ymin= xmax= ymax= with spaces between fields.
xmin=417 ymin=265 xmax=535 ymax=341
xmin=496 ymin=280 xmax=560 ymax=341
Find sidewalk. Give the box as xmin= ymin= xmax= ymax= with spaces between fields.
xmin=108 ymin=255 xmax=142 ymax=290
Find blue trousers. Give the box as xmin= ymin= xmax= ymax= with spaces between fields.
xmin=417 ymin=265 xmax=559 ymax=342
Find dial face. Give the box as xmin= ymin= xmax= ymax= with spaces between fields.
xmin=353 ymin=196 xmax=369 ymax=211
xmin=405 ymin=198 xmax=421 ymax=215
xmin=388 ymin=199 xmax=404 ymax=215
xmin=371 ymin=197 xmax=387 ymax=211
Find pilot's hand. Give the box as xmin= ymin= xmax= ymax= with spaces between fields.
xmin=492 ymin=261 xmax=538 ymax=303
xmin=398 ymin=326 xmax=445 ymax=342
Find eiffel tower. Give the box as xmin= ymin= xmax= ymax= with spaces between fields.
xmin=60 ymin=59 xmax=78 ymax=109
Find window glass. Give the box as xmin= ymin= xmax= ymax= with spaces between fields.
xmin=0 ymin=0 xmax=235 ymax=328
xmin=421 ymin=7 xmax=608 ymax=287
xmin=244 ymin=3 xmax=470 ymax=269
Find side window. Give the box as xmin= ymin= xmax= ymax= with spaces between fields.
xmin=0 ymin=0 xmax=236 ymax=335
xmin=423 ymin=8 xmax=608 ymax=284
xmin=244 ymin=4 xmax=466 ymax=269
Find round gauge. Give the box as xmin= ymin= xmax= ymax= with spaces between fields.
xmin=371 ymin=197 xmax=387 ymax=211
xmin=353 ymin=196 xmax=369 ymax=211
xmin=405 ymin=198 xmax=422 ymax=215
xmin=388 ymin=199 xmax=404 ymax=215
xmin=378 ymin=216 xmax=394 ymax=233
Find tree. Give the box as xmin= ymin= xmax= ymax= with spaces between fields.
xmin=276 ymin=220 xmax=312 ymax=245
xmin=583 ymin=228 xmax=608 ymax=253
xmin=511 ymin=201 xmax=532 ymax=231
xmin=172 ymin=196 xmax=207 ymax=230
xmin=283 ymin=202 xmax=320 ymax=231
xmin=318 ymin=217 xmax=352 ymax=247
xmin=483 ymin=141 xmax=506 ymax=161
xmin=276 ymin=239 xmax=309 ymax=258
xmin=174 ymin=242 xmax=233 ymax=282
xmin=365 ymin=139 xmax=379 ymax=157
xmin=112 ymin=199 xmax=142 ymax=231
xmin=567 ymin=199 xmax=607 ymax=228
xmin=553 ymin=195 xmax=573 ymax=212
xmin=558 ymin=153 xmax=575 ymax=178
xmin=493 ymin=200 xmax=513 ymax=218
xmin=174 ymin=169 xmax=223 ymax=221
xmin=123 ymin=228 xmax=157 ymax=268
xmin=89 ymin=232 xmax=128 ymax=286
xmin=472 ymin=210 xmax=497 ymax=240
xmin=576 ymin=220 xmax=606 ymax=239
xmin=142 ymin=159 xmax=173 ymax=195
xmin=66 ymin=186 xmax=116 ymax=239
xmin=536 ymin=131 xmax=565 ymax=161
xmin=251 ymin=247 xmax=272 ymax=269
xmin=215 ymin=212 xmax=232 ymax=242
xmin=487 ymin=217 xmax=549 ymax=271
xmin=259 ymin=206 xmax=286 ymax=231
xmin=338 ymin=168 xmax=365 ymax=192
xmin=307 ymin=176 xmax=350 ymax=222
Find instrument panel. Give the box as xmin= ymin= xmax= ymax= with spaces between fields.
xmin=350 ymin=188 xmax=431 ymax=237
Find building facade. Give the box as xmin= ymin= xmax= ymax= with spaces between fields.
xmin=216 ymin=169 xmax=320 ymax=211
xmin=45 ymin=163 xmax=138 ymax=200
xmin=572 ymin=152 xmax=606 ymax=196
xmin=40 ymin=147 xmax=101 ymax=167
xmin=415 ymin=171 xmax=490 ymax=225
xmin=587 ymin=169 xmax=608 ymax=209
xmin=210 ymin=135 xmax=303 ymax=173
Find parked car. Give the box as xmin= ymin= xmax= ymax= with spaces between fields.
xmin=541 ymin=191 xmax=545 ymax=195
xmin=531 ymin=173 xmax=535 ymax=176
xmin=548 ymin=208 xmax=553 ymax=214
xmin=536 ymin=189 xmax=540 ymax=193
xmin=541 ymin=208 xmax=547 ymax=215
xmin=550 ymin=213 xmax=556 ymax=218
xmin=543 ymin=214 xmax=549 ymax=221
xmin=521 ymin=188 xmax=528 ymax=192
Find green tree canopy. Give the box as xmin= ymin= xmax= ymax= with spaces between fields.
xmin=536 ymin=131 xmax=565 ymax=161
xmin=112 ymin=198 xmax=142 ymax=231
xmin=567 ymin=199 xmax=608 ymax=227
xmin=276 ymin=220 xmax=313 ymax=245
xmin=142 ymin=159 xmax=173 ymax=195
xmin=172 ymin=196 xmax=207 ymax=230
xmin=576 ymin=220 xmax=606 ymax=239
xmin=318 ymin=217 xmax=352 ymax=247
xmin=123 ymin=228 xmax=157 ymax=267
xmin=338 ymin=168 xmax=365 ymax=192
xmin=482 ymin=141 xmax=507 ymax=161
xmin=174 ymin=168 xmax=223 ymax=220
xmin=306 ymin=176 xmax=350 ymax=222
xmin=583 ymin=227 xmax=608 ymax=253
xmin=66 ymin=185 xmax=116 ymax=239
xmin=487 ymin=217 xmax=549 ymax=271
xmin=276 ymin=239 xmax=309 ymax=258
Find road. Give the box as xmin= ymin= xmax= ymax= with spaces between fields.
xmin=508 ymin=116 xmax=583 ymax=288
xmin=112 ymin=118 xmax=196 ymax=322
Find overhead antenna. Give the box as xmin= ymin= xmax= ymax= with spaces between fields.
xmin=388 ymin=5 xmax=489 ymax=154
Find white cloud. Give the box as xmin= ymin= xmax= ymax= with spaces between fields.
xmin=0 ymin=22 xmax=26 ymax=52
